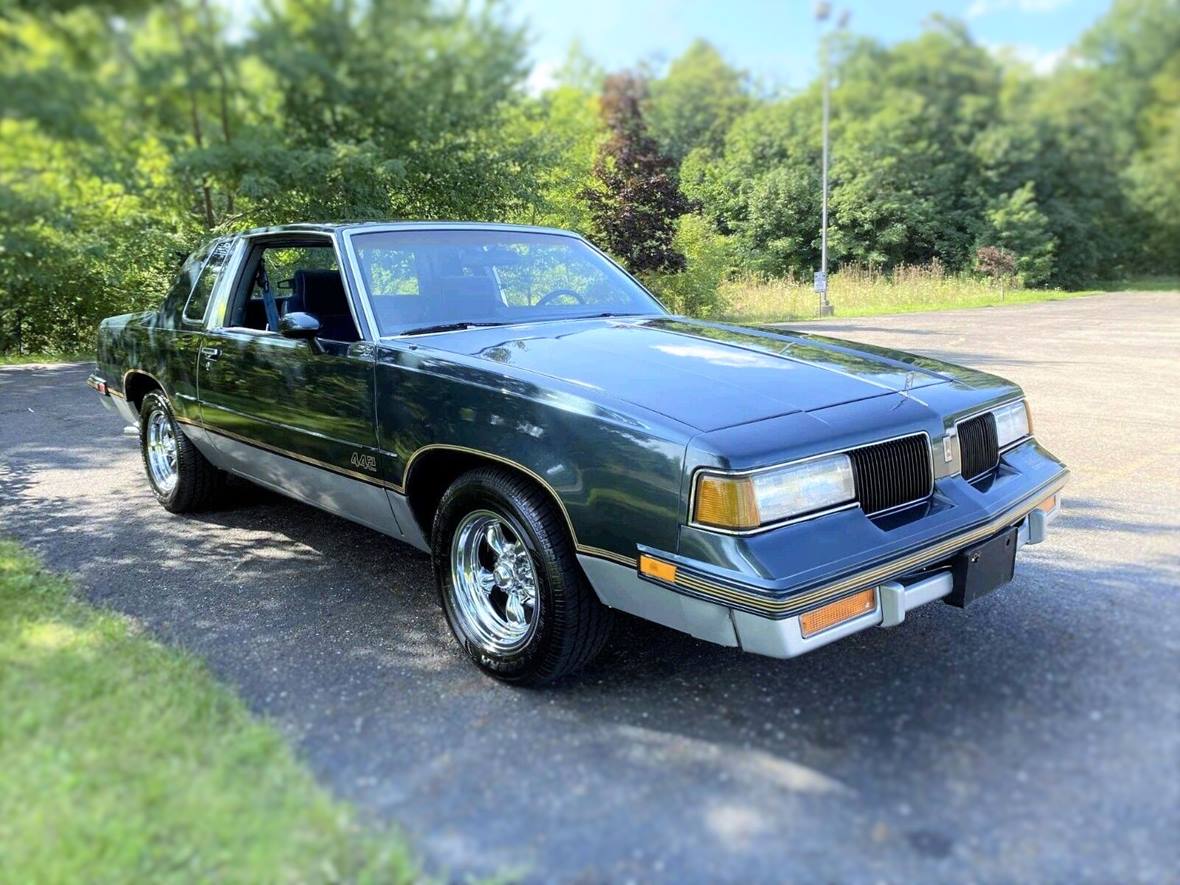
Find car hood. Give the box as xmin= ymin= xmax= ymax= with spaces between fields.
xmin=414 ymin=316 xmax=983 ymax=432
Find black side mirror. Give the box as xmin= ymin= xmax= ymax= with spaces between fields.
xmin=278 ymin=311 xmax=323 ymax=353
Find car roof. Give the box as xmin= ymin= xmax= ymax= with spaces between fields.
xmin=236 ymin=221 xmax=584 ymax=239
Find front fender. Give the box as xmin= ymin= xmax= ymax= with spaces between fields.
xmin=375 ymin=346 xmax=691 ymax=560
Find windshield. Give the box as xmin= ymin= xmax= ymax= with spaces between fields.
xmin=348 ymin=229 xmax=667 ymax=336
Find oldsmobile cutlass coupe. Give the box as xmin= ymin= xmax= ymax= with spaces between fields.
xmin=90 ymin=222 xmax=1067 ymax=683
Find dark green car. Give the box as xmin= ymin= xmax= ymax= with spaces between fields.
xmin=89 ymin=222 xmax=1068 ymax=683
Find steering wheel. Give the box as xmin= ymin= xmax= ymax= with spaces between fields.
xmin=534 ymin=288 xmax=586 ymax=307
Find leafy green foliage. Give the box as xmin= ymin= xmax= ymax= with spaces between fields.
xmin=511 ymin=84 xmax=603 ymax=231
xmin=646 ymin=40 xmax=751 ymax=162
xmin=980 ymin=183 xmax=1055 ymax=286
xmin=0 ymin=0 xmax=1176 ymax=351
xmin=643 ymin=214 xmax=735 ymax=317
xmin=683 ymin=4 xmax=1179 ymax=294
xmin=583 ymin=72 xmax=691 ymax=273
xmin=0 ymin=0 xmax=541 ymax=352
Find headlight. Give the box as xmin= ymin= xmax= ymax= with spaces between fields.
xmin=693 ymin=453 xmax=856 ymax=531
xmin=992 ymin=400 xmax=1032 ymax=449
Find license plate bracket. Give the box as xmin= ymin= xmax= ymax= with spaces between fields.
xmin=944 ymin=527 xmax=1018 ymax=608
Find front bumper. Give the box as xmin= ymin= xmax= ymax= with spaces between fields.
xmin=584 ymin=436 xmax=1067 ymax=660
xmin=582 ymin=496 xmax=1062 ymax=660
xmin=644 ymin=464 xmax=1067 ymax=620
xmin=732 ymin=497 xmax=1061 ymax=658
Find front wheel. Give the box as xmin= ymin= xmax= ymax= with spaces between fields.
xmin=432 ymin=467 xmax=613 ymax=684
xmin=139 ymin=391 xmax=223 ymax=513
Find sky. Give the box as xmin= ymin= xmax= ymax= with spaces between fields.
xmin=507 ymin=0 xmax=1114 ymax=93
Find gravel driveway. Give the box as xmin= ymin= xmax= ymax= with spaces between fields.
xmin=2 ymin=291 xmax=1177 ymax=882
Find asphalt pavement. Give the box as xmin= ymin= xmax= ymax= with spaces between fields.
xmin=1 ymin=291 xmax=1177 ymax=882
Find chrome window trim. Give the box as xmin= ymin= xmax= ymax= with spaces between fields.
xmin=178 ymin=243 xmax=217 ymax=326
xmin=210 ymin=231 xmax=370 ymax=342
xmin=687 ymin=430 xmax=934 ymax=536
xmin=205 ymin=236 xmax=248 ymax=329
xmin=181 ymin=236 xmax=235 ymax=327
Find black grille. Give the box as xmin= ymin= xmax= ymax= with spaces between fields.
xmin=847 ymin=433 xmax=933 ymax=516
xmin=959 ymin=412 xmax=999 ymax=480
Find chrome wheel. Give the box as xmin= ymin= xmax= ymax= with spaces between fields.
xmin=450 ymin=510 xmax=539 ymax=654
xmin=146 ymin=408 xmax=178 ymax=494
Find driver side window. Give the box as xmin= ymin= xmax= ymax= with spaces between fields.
xmin=229 ymin=242 xmax=360 ymax=343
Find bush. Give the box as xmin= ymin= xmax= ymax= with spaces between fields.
xmin=641 ymin=214 xmax=735 ymax=317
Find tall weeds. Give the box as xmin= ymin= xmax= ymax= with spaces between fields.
xmin=717 ymin=262 xmax=1083 ymax=323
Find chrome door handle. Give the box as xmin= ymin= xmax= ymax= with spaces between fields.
xmin=200 ymin=346 xmax=221 ymax=360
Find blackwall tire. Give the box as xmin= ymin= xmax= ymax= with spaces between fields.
xmin=139 ymin=391 xmax=224 ymax=513
xmin=432 ymin=466 xmax=613 ymax=685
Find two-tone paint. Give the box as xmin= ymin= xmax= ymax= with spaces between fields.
xmin=90 ymin=222 xmax=1068 ymax=659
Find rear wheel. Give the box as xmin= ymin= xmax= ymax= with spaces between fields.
xmin=139 ymin=391 xmax=223 ymax=512
xmin=432 ymin=467 xmax=613 ymax=684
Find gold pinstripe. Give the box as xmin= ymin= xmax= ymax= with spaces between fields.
xmin=188 ymin=420 xmax=401 ymax=489
xmin=397 ymin=443 xmax=641 ymax=567
xmin=176 ymin=426 xmax=641 ymax=567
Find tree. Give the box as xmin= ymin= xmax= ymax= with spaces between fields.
xmin=583 ymin=72 xmax=691 ymax=273
xmin=645 ymin=214 xmax=735 ymax=317
xmin=511 ymin=84 xmax=603 ymax=232
xmin=1079 ymin=0 xmax=1180 ymax=273
xmin=0 ymin=0 xmax=543 ymax=353
xmin=686 ymin=25 xmax=1004 ymax=276
xmin=980 ymin=183 xmax=1055 ymax=286
xmin=646 ymin=40 xmax=750 ymax=162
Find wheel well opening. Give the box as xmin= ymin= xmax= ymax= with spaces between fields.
xmin=123 ymin=372 xmax=162 ymax=413
xmin=404 ymin=450 xmax=570 ymax=543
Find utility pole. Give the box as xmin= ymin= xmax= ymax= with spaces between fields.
xmin=814 ymin=3 xmax=849 ymax=318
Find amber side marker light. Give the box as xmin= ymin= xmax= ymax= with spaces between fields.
xmin=638 ymin=554 xmax=678 ymax=583
xmin=799 ymin=588 xmax=877 ymax=638
xmin=1037 ymin=494 xmax=1057 ymax=513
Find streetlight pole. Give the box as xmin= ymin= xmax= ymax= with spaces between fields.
xmin=813 ymin=3 xmax=848 ymax=318
xmin=819 ymin=27 xmax=832 ymax=316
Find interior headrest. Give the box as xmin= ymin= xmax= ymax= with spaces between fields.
xmin=292 ymin=269 xmax=347 ymax=315
xmin=436 ymin=275 xmax=499 ymax=310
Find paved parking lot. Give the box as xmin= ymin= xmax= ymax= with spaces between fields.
xmin=1 ymin=291 xmax=1177 ymax=882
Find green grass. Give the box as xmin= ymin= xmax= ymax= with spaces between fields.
xmin=0 ymin=540 xmax=418 ymax=883
xmin=717 ymin=264 xmax=1107 ymax=324
xmin=0 ymin=351 xmax=94 ymax=366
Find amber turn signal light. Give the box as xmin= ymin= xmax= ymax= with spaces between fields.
xmin=638 ymin=554 xmax=678 ymax=583
xmin=1037 ymin=494 xmax=1057 ymax=513
xmin=799 ymin=588 xmax=877 ymax=638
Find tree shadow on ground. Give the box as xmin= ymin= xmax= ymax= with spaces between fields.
xmin=4 ymin=365 xmax=1176 ymax=883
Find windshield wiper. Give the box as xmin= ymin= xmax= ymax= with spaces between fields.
xmin=398 ymin=321 xmax=506 ymax=336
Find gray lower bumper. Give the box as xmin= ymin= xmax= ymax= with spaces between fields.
xmin=580 ymin=501 xmax=1062 ymax=661
xmin=88 ymin=373 xmax=139 ymax=426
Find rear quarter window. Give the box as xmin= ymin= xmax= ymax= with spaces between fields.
xmin=183 ymin=240 xmax=232 ymax=324
xmin=158 ymin=242 xmax=214 ymax=329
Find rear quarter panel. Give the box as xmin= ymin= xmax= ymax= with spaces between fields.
xmin=98 ymin=311 xmax=199 ymax=422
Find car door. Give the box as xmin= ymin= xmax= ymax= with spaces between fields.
xmin=196 ymin=234 xmax=399 ymax=535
